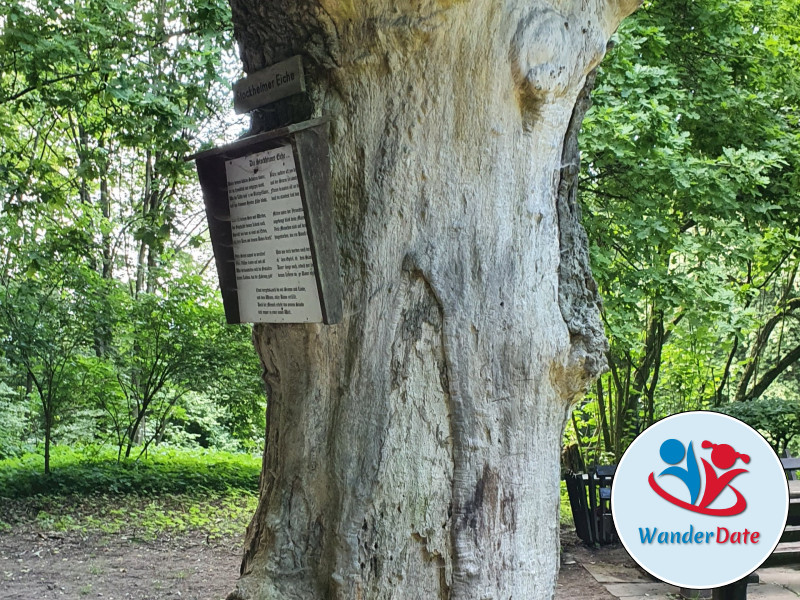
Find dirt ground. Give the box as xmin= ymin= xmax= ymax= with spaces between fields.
xmin=0 ymin=530 xmax=241 ymax=600
xmin=557 ymin=561 xmax=617 ymax=600
xmin=0 ymin=524 xmax=622 ymax=599
xmin=556 ymin=527 xmax=638 ymax=600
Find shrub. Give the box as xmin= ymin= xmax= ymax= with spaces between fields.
xmin=714 ymin=398 xmax=800 ymax=455
xmin=0 ymin=446 xmax=260 ymax=499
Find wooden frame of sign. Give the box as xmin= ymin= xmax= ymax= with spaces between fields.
xmin=189 ymin=117 xmax=342 ymax=325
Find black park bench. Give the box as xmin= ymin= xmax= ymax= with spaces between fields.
xmin=711 ymin=456 xmax=800 ymax=600
xmin=564 ymin=464 xmax=618 ymax=546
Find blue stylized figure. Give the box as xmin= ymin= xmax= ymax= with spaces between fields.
xmin=658 ymin=439 xmax=701 ymax=505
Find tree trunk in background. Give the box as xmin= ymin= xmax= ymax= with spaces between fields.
xmin=227 ymin=1 xmax=637 ymax=598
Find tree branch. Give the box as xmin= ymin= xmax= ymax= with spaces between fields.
xmin=735 ymin=296 xmax=800 ymax=401
xmin=742 ymin=342 xmax=800 ymax=402
xmin=0 ymin=72 xmax=89 ymax=105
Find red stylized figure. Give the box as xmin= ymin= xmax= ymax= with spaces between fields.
xmin=697 ymin=441 xmax=749 ymax=511
xmin=648 ymin=439 xmax=750 ymax=516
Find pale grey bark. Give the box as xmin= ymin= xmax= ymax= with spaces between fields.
xmin=226 ymin=1 xmax=637 ymax=598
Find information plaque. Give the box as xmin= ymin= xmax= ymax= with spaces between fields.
xmin=189 ymin=118 xmax=342 ymax=324
xmin=232 ymin=56 xmax=306 ymax=115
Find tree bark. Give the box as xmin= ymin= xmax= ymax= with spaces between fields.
xmin=227 ymin=1 xmax=637 ymax=598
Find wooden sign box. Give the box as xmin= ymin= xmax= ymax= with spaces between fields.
xmin=190 ymin=117 xmax=342 ymax=325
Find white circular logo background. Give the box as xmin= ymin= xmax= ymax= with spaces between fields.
xmin=612 ymin=411 xmax=789 ymax=589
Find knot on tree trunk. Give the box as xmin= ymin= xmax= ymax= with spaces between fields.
xmin=510 ymin=5 xmax=610 ymax=117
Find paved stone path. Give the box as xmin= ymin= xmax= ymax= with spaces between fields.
xmin=566 ymin=551 xmax=800 ymax=599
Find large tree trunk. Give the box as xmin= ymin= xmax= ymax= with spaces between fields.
xmin=227 ymin=1 xmax=637 ymax=598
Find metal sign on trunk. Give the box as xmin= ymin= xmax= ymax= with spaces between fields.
xmin=224 ymin=145 xmax=322 ymax=322
xmin=232 ymin=56 xmax=306 ymax=114
xmin=189 ymin=117 xmax=342 ymax=325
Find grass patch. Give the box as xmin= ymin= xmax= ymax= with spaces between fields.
xmin=0 ymin=446 xmax=260 ymax=499
xmin=0 ymin=446 xmax=260 ymax=542
xmin=0 ymin=490 xmax=257 ymax=541
xmin=560 ymin=480 xmax=574 ymax=526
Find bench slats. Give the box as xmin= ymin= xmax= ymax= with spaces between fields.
xmin=780 ymin=458 xmax=800 ymax=471
xmin=759 ymin=459 xmax=800 ymax=575
xmin=780 ymin=526 xmax=800 ymax=543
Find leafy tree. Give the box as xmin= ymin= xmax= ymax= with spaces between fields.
xmin=570 ymin=0 xmax=800 ymax=461
xmin=112 ymin=269 xmax=262 ymax=459
xmin=0 ymin=247 xmax=104 ymax=473
xmin=0 ymin=0 xmax=262 ymax=468
xmin=716 ymin=397 xmax=800 ymax=455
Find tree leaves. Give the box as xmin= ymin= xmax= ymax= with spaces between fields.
xmin=0 ymin=0 xmax=262 ymax=466
xmin=571 ymin=0 xmax=800 ymax=460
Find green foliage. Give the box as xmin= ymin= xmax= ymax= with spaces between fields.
xmin=0 ymin=448 xmax=258 ymax=542
xmin=559 ymin=481 xmax=574 ymax=527
xmin=163 ymin=391 xmax=258 ymax=452
xmin=0 ymin=446 xmax=260 ymax=499
xmin=102 ymin=267 xmax=264 ymax=458
xmin=568 ymin=0 xmax=800 ymax=460
xmin=0 ymin=0 xmax=262 ymax=466
xmin=0 ymin=252 xmax=110 ymax=471
xmin=715 ymin=398 xmax=800 ymax=455
xmin=0 ymin=377 xmax=35 ymax=459
xmin=568 ymin=399 xmax=622 ymax=467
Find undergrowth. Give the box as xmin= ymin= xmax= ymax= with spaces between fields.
xmin=0 ymin=446 xmax=260 ymax=542
xmin=0 ymin=491 xmax=257 ymax=541
xmin=0 ymin=446 xmax=260 ymax=498
xmin=560 ymin=480 xmax=574 ymax=526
